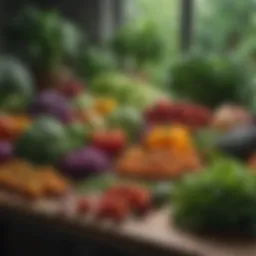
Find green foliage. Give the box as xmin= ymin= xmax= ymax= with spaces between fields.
xmin=170 ymin=53 xmax=253 ymax=108
xmin=0 ymin=57 xmax=34 ymax=113
xmin=173 ymin=158 xmax=256 ymax=236
xmin=6 ymin=7 xmax=83 ymax=71
xmin=196 ymin=0 xmax=256 ymax=53
xmin=76 ymin=47 xmax=117 ymax=82
xmin=112 ymin=22 xmax=164 ymax=67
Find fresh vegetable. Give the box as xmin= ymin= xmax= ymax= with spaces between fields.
xmin=116 ymin=146 xmax=202 ymax=180
xmin=144 ymin=101 xmax=211 ymax=129
xmin=215 ymin=125 xmax=256 ymax=160
xmin=96 ymin=195 xmax=129 ymax=222
xmin=0 ymin=115 xmax=30 ymax=141
xmin=77 ymin=47 xmax=117 ymax=81
xmin=92 ymin=129 xmax=127 ymax=156
xmin=59 ymin=147 xmax=110 ymax=179
xmin=171 ymin=54 xmax=253 ymax=108
xmin=15 ymin=116 xmax=70 ymax=164
xmin=0 ymin=57 xmax=34 ymax=113
xmin=144 ymin=125 xmax=194 ymax=153
xmin=93 ymin=98 xmax=118 ymax=116
xmin=0 ymin=160 xmax=69 ymax=199
xmin=107 ymin=106 xmax=143 ymax=141
xmin=105 ymin=184 xmax=152 ymax=215
xmin=91 ymin=73 xmax=161 ymax=110
xmin=172 ymin=158 xmax=256 ymax=236
xmin=0 ymin=141 xmax=13 ymax=163
xmin=29 ymin=90 xmax=74 ymax=124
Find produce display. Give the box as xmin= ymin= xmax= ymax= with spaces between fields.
xmin=172 ymin=158 xmax=256 ymax=236
xmin=0 ymin=160 xmax=69 ymax=199
xmin=3 ymin=6 xmax=256 ymax=245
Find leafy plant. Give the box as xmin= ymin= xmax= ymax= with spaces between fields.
xmin=196 ymin=0 xmax=256 ymax=53
xmin=76 ymin=47 xmax=117 ymax=82
xmin=170 ymin=54 xmax=253 ymax=108
xmin=6 ymin=7 xmax=83 ymax=71
xmin=112 ymin=22 xmax=164 ymax=68
xmin=172 ymin=158 xmax=256 ymax=236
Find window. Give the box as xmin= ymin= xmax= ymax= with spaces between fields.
xmin=195 ymin=0 xmax=256 ymax=55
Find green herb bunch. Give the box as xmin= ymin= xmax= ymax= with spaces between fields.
xmin=172 ymin=158 xmax=256 ymax=236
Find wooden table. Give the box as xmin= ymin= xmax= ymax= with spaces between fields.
xmin=0 ymin=192 xmax=256 ymax=256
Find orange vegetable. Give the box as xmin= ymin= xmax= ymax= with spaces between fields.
xmin=0 ymin=160 xmax=70 ymax=199
xmin=116 ymin=144 xmax=202 ymax=180
xmin=144 ymin=125 xmax=193 ymax=153
xmin=0 ymin=115 xmax=31 ymax=141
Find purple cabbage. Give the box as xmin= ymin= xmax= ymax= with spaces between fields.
xmin=0 ymin=141 xmax=13 ymax=162
xmin=59 ymin=147 xmax=111 ymax=179
xmin=29 ymin=90 xmax=74 ymax=124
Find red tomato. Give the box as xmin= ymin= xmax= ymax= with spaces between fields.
xmin=96 ymin=195 xmax=129 ymax=222
xmin=123 ymin=187 xmax=151 ymax=214
xmin=105 ymin=185 xmax=152 ymax=215
xmin=92 ymin=130 xmax=127 ymax=155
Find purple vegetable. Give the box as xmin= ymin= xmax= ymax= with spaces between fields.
xmin=29 ymin=90 xmax=74 ymax=124
xmin=0 ymin=141 xmax=13 ymax=162
xmin=59 ymin=147 xmax=111 ymax=179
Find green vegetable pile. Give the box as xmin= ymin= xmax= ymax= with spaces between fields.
xmin=76 ymin=47 xmax=117 ymax=82
xmin=171 ymin=54 xmax=253 ymax=108
xmin=90 ymin=73 xmax=162 ymax=110
xmin=172 ymin=158 xmax=256 ymax=236
xmin=112 ymin=22 xmax=164 ymax=67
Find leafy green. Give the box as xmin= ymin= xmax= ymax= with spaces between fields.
xmin=76 ymin=47 xmax=117 ymax=81
xmin=0 ymin=57 xmax=34 ymax=113
xmin=90 ymin=73 xmax=162 ymax=110
xmin=170 ymin=54 xmax=253 ymax=108
xmin=172 ymin=158 xmax=256 ymax=236
xmin=112 ymin=22 xmax=164 ymax=67
xmin=6 ymin=7 xmax=83 ymax=70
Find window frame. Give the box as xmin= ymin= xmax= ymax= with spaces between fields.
xmin=180 ymin=0 xmax=194 ymax=52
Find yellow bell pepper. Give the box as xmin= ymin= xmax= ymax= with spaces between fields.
xmin=93 ymin=98 xmax=118 ymax=116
